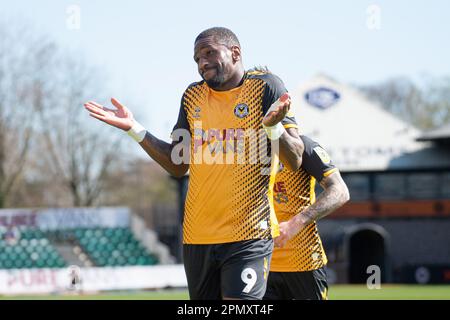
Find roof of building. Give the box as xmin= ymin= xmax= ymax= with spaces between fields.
xmin=291 ymin=74 xmax=448 ymax=171
xmin=416 ymin=123 xmax=450 ymax=142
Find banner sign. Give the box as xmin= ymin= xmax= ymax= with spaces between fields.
xmin=0 ymin=207 xmax=130 ymax=230
xmin=0 ymin=265 xmax=187 ymax=295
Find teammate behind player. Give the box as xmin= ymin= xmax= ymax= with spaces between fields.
xmin=264 ymin=135 xmax=350 ymax=300
xmin=83 ymin=27 xmax=304 ymax=300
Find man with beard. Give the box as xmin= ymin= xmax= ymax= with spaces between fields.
xmin=84 ymin=27 xmax=304 ymax=299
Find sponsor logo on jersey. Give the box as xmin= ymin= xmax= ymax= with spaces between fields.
xmin=193 ymin=106 xmax=201 ymax=119
xmin=274 ymin=181 xmax=289 ymax=204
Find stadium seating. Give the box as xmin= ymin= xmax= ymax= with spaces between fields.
xmin=0 ymin=227 xmax=66 ymax=269
xmin=0 ymin=226 xmax=158 ymax=269
xmin=72 ymin=227 xmax=158 ymax=267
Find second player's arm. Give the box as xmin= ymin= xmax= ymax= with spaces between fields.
xmin=297 ymin=171 xmax=350 ymax=225
xmin=275 ymin=171 xmax=350 ymax=247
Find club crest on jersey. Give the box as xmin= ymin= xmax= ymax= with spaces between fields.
xmin=234 ymin=103 xmax=249 ymax=118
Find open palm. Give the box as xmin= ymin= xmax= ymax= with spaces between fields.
xmin=84 ymin=98 xmax=134 ymax=131
xmin=262 ymin=93 xmax=291 ymax=127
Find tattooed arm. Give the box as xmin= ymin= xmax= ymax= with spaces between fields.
xmin=275 ymin=171 xmax=350 ymax=247
xmin=301 ymin=171 xmax=350 ymax=224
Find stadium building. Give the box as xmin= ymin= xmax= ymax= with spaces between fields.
xmin=291 ymin=75 xmax=450 ymax=284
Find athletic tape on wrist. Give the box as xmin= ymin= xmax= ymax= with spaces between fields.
xmin=263 ymin=122 xmax=286 ymax=140
xmin=127 ymin=121 xmax=146 ymax=143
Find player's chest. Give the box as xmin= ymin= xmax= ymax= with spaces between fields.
xmin=187 ymin=84 xmax=265 ymax=129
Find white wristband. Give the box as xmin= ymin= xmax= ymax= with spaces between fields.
xmin=262 ymin=93 xmax=289 ymax=140
xmin=263 ymin=122 xmax=286 ymax=140
xmin=127 ymin=121 xmax=146 ymax=143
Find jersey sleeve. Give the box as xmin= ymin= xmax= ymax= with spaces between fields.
xmin=301 ymin=135 xmax=338 ymax=182
xmin=170 ymin=93 xmax=190 ymax=140
xmin=261 ymin=73 xmax=298 ymax=129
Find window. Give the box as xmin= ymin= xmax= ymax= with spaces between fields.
xmin=374 ymin=174 xmax=406 ymax=200
xmin=441 ymin=172 xmax=450 ymax=199
xmin=407 ymin=173 xmax=439 ymax=199
xmin=343 ymin=174 xmax=370 ymax=201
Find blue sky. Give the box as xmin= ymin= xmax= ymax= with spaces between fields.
xmin=1 ymin=0 xmax=449 ymax=140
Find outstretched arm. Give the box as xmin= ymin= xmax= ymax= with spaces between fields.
xmin=138 ymin=132 xmax=189 ymax=178
xmin=262 ymin=94 xmax=304 ymax=171
xmin=84 ymin=98 xmax=189 ymax=178
xmin=275 ymin=171 xmax=350 ymax=247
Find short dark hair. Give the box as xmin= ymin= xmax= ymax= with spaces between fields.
xmin=195 ymin=27 xmax=241 ymax=48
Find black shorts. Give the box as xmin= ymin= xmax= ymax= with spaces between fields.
xmin=263 ymin=267 xmax=328 ymax=300
xmin=183 ymin=239 xmax=273 ymax=300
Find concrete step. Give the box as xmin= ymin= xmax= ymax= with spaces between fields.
xmin=54 ymin=244 xmax=93 ymax=267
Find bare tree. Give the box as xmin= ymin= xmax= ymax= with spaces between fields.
xmin=0 ymin=22 xmax=46 ymax=207
xmin=360 ymin=76 xmax=450 ymax=130
xmin=0 ymin=21 xmax=125 ymax=208
xmin=33 ymin=55 xmax=124 ymax=207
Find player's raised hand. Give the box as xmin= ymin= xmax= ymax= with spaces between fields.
xmin=84 ymin=98 xmax=134 ymax=131
xmin=262 ymin=93 xmax=291 ymax=127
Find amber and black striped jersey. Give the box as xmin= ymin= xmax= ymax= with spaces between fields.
xmin=271 ymin=135 xmax=338 ymax=272
xmin=172 ymin=70 xmax=298 ymax=244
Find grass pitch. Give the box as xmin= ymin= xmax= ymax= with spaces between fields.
xmin=1 ymin=285 xmax=450 ymax=300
